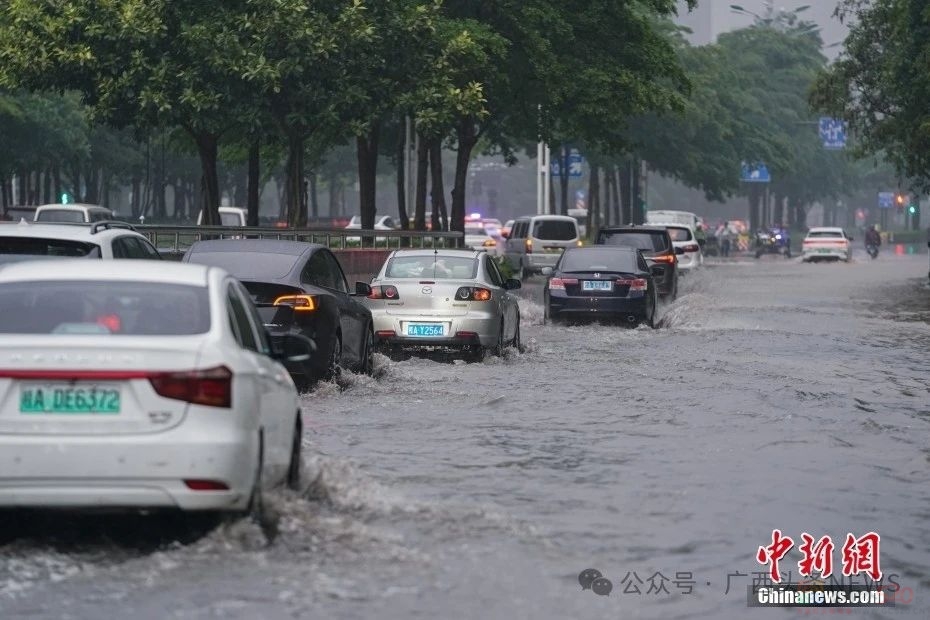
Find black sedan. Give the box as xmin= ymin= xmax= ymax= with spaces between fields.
xmin=543 ymin=246 xmax=658 ymax=327
xmin=596 ymin=226 xmax=680 ymax=299
xmin=183 ymin=239 xmax=374 ymax=388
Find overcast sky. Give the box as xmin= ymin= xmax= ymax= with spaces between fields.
xmin=675 ymin=0 xmax=849 ymax=58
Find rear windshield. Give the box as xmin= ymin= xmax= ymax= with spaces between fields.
xmin=386 ymin=255 xmax=478 ymax=279
xmin=597 ymin=231 xmax=670 ymax=252
xmin=187 ymin=250 xmax=298 ymax=279
xmin=0 ymin=281 xmax=211 ymax=335
xmin=465 ymin=224 xmax=486 ymax=235
xmin=666 ymin=227 xmax=693 ymax=242
xmin=559 ymin=248 xmax=638 ymax=273
xmin=808 ymin=231 xmax=844 ymax=238
xmin=532 ymin=220 xmax=577 ymax=241
xmin=220 ymin=213 xmax=243 ymax=226
xmin=0 ymin=237 xmax=100 ymax=257
xmin=35 ymin=209 xmax=86 ymax=223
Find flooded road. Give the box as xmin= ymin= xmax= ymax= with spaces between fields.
xmin=2 ymin=252 xmax=929 ymax=619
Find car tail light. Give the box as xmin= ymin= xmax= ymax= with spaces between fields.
xmin=149 ymin=365 xmax=232 ymax=408
xmin=651 ymin=253 xmax=676 ymax=264
xmin=576 ymin=240 xmax=584 ymax=247
xmin=368 ymin=285 xmax=400 ymax=300
xmin=96 ymin=314 xmax=122 ymax=333
xmin=525 ymin=238 xmax=533 ymax=253
xmin=376 ymin=330 xmax=396 ymax=338
xmin=616 ymin=278 xmax=648 ymax=291
xmin=682 ymin=243 xmax=700 ymax=253
xmin=274 ymin=294 xmax=317 ymax=311
xmin=549 ymin=277 xmax=578 ymax=291
xmin=455 ymin=286 xmax=492 ymax=301
xmin=184 ymin=479 xmax=230 ymax=491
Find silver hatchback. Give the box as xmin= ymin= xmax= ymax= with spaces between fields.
xmin=363 ymin=249 xmax=522 ymax=359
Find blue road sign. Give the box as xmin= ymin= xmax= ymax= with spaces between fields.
xmin=740 ymin=162 xmax=771 ymax=183
xmin=819 ymin=117 xmax=847 ymax=150
xmin=550 ymin=160 xmax=562 ymax=177
xmin=878 ymin=191 xmax=894 ymax=209
xmin=568 ymin=148 xmax=584 ymax=178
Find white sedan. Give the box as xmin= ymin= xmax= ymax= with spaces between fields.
xmin=465 ymin=223 xmax=504 ymax=255
xmin=0 ymin=261 xmax=305 ymax=520
xmin=801 ymin=227 xmax=853 ymax=262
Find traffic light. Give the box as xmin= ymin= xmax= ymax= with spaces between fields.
xmin=895 ymin=193 xmax=906 ymax=208
xmin=908 ymin=203 xmax=918 ymax=215
xmin=60 ymin=193 xmax=70 ymax=204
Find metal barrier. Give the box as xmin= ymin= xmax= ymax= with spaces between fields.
xmin=136 ymin=225 xmax=464 ymax=253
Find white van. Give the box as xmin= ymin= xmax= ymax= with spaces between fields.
xmin=645 ymin=210 xmax=700 ymax=230
xmin=34 ymin=204 xmax=114 ymax=223
xmin=197 ymin=206 xmax=248 ymax=226
xmin=504 ymin=215 xmax=581 ymax=280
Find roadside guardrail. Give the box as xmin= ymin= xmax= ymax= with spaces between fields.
xmin=136 ymin=225 xmax=464 ymax=254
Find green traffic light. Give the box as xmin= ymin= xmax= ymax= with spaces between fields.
xmin=907 ymin=205 xmax=917 ymax=214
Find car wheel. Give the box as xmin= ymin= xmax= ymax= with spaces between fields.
xmin=518 ymin=261 xmax=529 ymax=282
xmin=326 ymin=333 xmax=342 ymax=380
xmin=246 ymin=433 xmax=265 ymax=526
xmin=512 ymin=317 xmax=522 ymax=351
xmin=360 ymin=327 xmax=374 ymax=375
xmin=286 ymin=415 xmax=303 ymax=491
xmin=490 ymin=322 xmax=505 ymax=357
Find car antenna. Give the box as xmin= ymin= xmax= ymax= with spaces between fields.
xmin=433 ymin=248 xmax=438 ymax=278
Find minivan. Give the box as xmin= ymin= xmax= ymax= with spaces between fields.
xmin=504 ymin=215 xmax=581 ymax=280
xmin=34 ymin=204 xmax=114 ymax=223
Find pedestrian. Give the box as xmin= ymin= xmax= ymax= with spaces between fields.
xmin=719 ymin=221 xmax=732 ymax=258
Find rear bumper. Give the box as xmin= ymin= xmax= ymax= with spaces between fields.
xmin=371 ymin=311 xmax=499 ymax=347
xmin=677 ymin=252 xmax=702 ymax=271
xmin=0 ymin=428 xmax=256 ymax=511
xmin=802 ymin=248 xmax=850 ymax=260
xmin=549 ymin=294 xmax=648 ymax=318
xmin=525 ymin=253 xmax=564 ymax=270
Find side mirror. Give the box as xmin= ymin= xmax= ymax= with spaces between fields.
xmin=355 ymin=281 xmax=373 ymax=296
xmin=674 ymin=247 xmax=685 ymax=255
xmin=540 ymin=267 xmax=553 ymax=276
xmin=504 ymin=278 xmax=522 ymax=290
xmin=270 ymin=332 xmax=316 ymax=363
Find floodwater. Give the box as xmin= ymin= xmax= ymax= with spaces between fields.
xmin=2 ymin=251 xmax=929 ymax=619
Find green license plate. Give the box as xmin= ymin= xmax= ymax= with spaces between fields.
xmin=20 ymin=385 xmax=121 ymax=414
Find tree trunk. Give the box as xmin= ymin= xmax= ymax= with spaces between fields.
xmin=429 ymin=138 xmax=447 ymax=232
xmin=131 ymin=177 xmax=141 ymax=217
xmin=42 ymin=168 xmax=52 ymax=204
xmin=631 ymin=158 xmax=644 ymax=224
xmin=587 ymin=165 xmax=598 ymax=239
xmin=796 ymin=201 xmax=807 ymax=229
xmin=247 ymin=139 xmax=261 ymax=226
xmin=414 ymin=131 xmax=429 ymax=231
xmin=284 ymin=133 xmax=306 ymax=228
xmin=101 ymin=171 xmax=111 ymax=210
xmin=1 ymin=176 xmax=7 ymax=209
xmin=32 ymin=171 xmax=41 ymax=205
xmin=611 ymin=167 xmax=621 ymax=225
xmin=309 ymin=171 xmax=319 ymax=220
xmin=451 ymin=117 xmax=479 ymax=242
xmin=749 ymin=185 xmax=762 ymax=232
xmin=559 ymin=146 xmax=570 ymax=215
xmin=53 ymin=167 xmax=62 ymax=205
xmin=193 ymin=132 xmax=221 ymax=226
xmin=356 ymin=123 xmax=380 ymax=231
xmin=619 ymin=163 xmax=632 ymax=225
xmin=773 ymin=192 xmax=785 ymax=227
xmin=174 ymin=180 xmax=187 ymax=221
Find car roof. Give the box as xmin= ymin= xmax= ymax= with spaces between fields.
xmin=36 ymin=203 xmax=110 ymax=212
xmin=599 ymin=226 xmax=670 ymax=234
xmin=389 ymin=248 xmax=481 ymax=259
xmin=188 ymin=239 xmax=324 ymax=256
xmin=807 ymin=227 xmax=844 ymax=233
xmin=0 ymin=259 xmax=212 ymax=286
xmin=568 ymin=245 xmax=638 ymax=253
xmin=0 ymin=221 xmax=143 ymax=240
xmin=515 ymin=215 xmax=576 ymax=222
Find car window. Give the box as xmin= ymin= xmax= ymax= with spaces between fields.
xmin=133 ymin=237 xmax=163 ymax=260
xmin=113 ymin=236 xmax=152 ymax=259
xmin=638 ymin=253 xmax=649 ymax=272
xmin=220 ymin=212 xmax=243 ymax=226
xmin=35 ymin=209 xmax=86 ymax=223
xmin=235 ymin=281 xmax=270 ymax=354
xmin=90 ymin=212 xmax=111 ymax=222
xmin=0 ymin=281 xmax=210 ymax=335
xmin=227 ymin=284 xmax=257 ymax=351
xmin=322 ymin=250 xmax=348 ymax=293
xmin=666 ymin=227 xmax=693 ymax=242
xmin=597 ymin=231 xmax=670 ymax=252
xmin=0 ymin=236 xmax=100 ymax=257
xmin=386 ymin=254 xmax=478 ymax=279
xmin=383 ymin=217 xmax=396 ymax=228
xmin=485 ymin=256 xmax=504 ymax=287
xmin=532 ymin=219 xmax=577 ymax=241
xmin=302 ymin=251 xmax=334 ymax=289
xmin=188 ymin=250 xmax=298 ymax=279
xmin=559 ymin=248 xmax=638 ymax=273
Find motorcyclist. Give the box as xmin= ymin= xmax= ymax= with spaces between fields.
xmin=865 ymin=225 xmax=881 ymax=249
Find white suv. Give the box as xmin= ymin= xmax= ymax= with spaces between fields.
xmin=34 ymin=203 xmax=114 ymax=223
xmin=504 ymin=215 xmax=581 ymax=280
xmin=0 ymin=221 xmax=162 ymax=262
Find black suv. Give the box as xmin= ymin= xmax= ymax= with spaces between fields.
xmin=595 ymin=226 xmax=680 ymax=299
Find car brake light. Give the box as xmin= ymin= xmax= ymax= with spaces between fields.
xmin=651 ymin=253 xmax=676 ymax=264
xmin=184 ymin=479 xmax=230 ymax=491
xmin=96 ymin=314 xmax=122 ymax=333
xmin=549 ymin=277 xmax=578 ymax=290
xmin=455 ymin=287 xmax=492 ymax=301
xmin=368 ymin=285 xmax=400 ymax=300
xmin=274 ymin=294 xmax=317 ymax=311
xmin=682 ymin=243 xmax=700 ymax=253
xmin=616 ymin=278 xmax=648 ymax=291
xmin=149 ymin=365 xmax=232 ymax=408
xmin=525 ymin=239 xmax=533 ymax=253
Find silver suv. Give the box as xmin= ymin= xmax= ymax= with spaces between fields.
xmin=503 ymin=215 xmax=581 ymax=280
